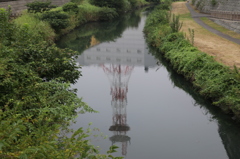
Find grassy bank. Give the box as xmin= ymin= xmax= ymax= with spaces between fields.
xmin=12 ymin=0 xmax=151 ymax=43
xmin=144 ymin=2 xmax=240 ymax=120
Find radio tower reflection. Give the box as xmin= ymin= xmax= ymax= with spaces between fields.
xmin=101 ymin=64 xmax=133 ymax=156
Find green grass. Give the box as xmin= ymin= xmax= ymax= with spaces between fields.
xmin=13 ymin=11 xmax=55 ymax=41
xmin=179 ymin=13 xmax=191 ymax=19
xmin=200 ymin=17 xmax=240 ymax=40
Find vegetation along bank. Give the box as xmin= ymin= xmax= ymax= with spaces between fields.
xmin=12 ymin=0 xmax=157 ymax=42
xmin=144 ymin=0 xmax=240 ymax=120
xmin=0 ymin=0 xmax=159 ymax=158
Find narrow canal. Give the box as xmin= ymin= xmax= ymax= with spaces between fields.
xmin=57 ymin=8 xmax=240 ymax=159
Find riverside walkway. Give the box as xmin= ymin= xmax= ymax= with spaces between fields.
xmin=185 ymin=2 xmax=240 ymax=45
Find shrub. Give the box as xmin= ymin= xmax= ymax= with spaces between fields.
xmin=62 ymin=2 xmax=79 ymax=13
xmin=146 ymin=0 xmax=160 ymax=2
xmin=26 ymin=1 xmax=57 ymax=13
xmin=99 ymin=7 xmax=118 ymax=21
xmin=157 ymin=0 xmax=172 ymax=10
xmin=170 ymin=14 xmax=183 ymax=33
xmin=41 ymin=11 xmax=69 ymax=32
xmin=89 ymin=0 xmax=127 ymax=12
xmin=70 ymin=0 xmax=84 ymax=5
xmin=14 ymin=12 xmax=55 ymax=42
xmin=128 ymin=0 xmax=138 ymax=7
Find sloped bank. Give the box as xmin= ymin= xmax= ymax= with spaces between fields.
xmin=144 ymin=4 xmax=240 ymax=120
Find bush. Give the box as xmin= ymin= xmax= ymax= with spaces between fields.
xmin=70 ymin=0 xmax=84 ymax=5
xmin=99 ymin=7 xmax=118 ymax=21
xmin=89 ymin=0 xmax=127 ymax=12
xmin=157 ymin=0 xmax=172 ymax=10
xmin=14 ymin=12 xmax=55 ymax=42
xmin=170 ymin=14 xmax=182 ymax=33
xmin=26 ymin=1 xmax=57 ymax=13
xmin=41 ymin=11 xmax=69 ymax=32
xmin=146 ymin=0 xmax=159 ymax=2
xmin=128 ymin=0 xmax=138 ymax=7
xmin=62 ymin=2 xmax=79 ymax=13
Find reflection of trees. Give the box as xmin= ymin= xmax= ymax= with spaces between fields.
xmin=56 ymin=8 xmax=144 ymax=54
xmin=148 ymin=45 xmax=240 ymax=159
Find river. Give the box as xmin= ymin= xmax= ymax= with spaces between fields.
xmin=57 ymin=8 xmax=240 ymax=159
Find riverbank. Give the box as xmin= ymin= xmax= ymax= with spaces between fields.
xmin=144 ymin=2 xmax=240 ymax=120
xmin=172 ymin=2 xmax=240 ymax=68
xmin=11 ymin=0 xmax=151 ymax=43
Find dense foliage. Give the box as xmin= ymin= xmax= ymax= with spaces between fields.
xmin=26 ymin=1 xmax=57 ymax=13
xmin=17 ymin=0 xmax=150 ymax=42
xmin=62 ymin=2 xmax=79 ymax=13
xmin=41 ymin=11 xmax=70 ymax=32
xmin=89 ymin=0 xmax=151 ymax=12
xmin=89 ymin=0 xmax=129 ymax=12
xmin=0 ymin=8 xmax=123 ymax=158
xmin=144 ymin=2 xmax=240 ymax=120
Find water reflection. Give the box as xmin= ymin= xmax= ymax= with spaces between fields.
xmin=57 ymin=7 xmax=240 ymax=159
xmin=74 ymin=11 xmax=157 ymax=156
xmin=101 ymin=64 xmax=132 ymax=155
xmin=57 ymin=8 xmax=158 ymax=156
xmin=57 ymin=9 xmax=144 ymax=54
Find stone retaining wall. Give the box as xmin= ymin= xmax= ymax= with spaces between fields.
xmin=0 ymin=0 xmax=70 ymax=14
xmin=193 ymin=0 xmax=240 ymax=13
xmin=210 ymin=18 xmax=240 ymax=33
xmin=192 ymin=0 xmax=240 ymax=33
xmin=211 ymin=10 xmax=240 ymax=21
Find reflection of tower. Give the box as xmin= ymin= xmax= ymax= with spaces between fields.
xmin=101 ymin=64 xmax=133 ymax=156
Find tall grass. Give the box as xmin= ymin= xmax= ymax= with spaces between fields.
xmin=14 ymin=11 xmax=55 ymax=42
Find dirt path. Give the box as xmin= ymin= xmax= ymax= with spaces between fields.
xmin=172 ymin=2 xmax=240 ymax=68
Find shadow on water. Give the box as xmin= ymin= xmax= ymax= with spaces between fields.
xmin=148 ymin=45 xmax=240 ymax=159
xmin=56 ymin=9 xmax=146 ymax=54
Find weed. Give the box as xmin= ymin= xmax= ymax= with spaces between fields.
xmin=170 ymin=14 xmax=183 ymax=33
xmin=188 ymin=28 xmax=194 ymax=45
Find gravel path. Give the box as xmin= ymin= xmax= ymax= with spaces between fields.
xmin=185 ymin=3 xmax=240 ymax=45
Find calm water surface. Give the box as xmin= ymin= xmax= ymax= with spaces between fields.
xmin=57 ymin=9 xmax=240 ymax=159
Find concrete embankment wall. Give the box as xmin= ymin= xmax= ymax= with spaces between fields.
xmin=210 ymin=18 xmax=240 ymax=33
xmin=193 ymin=0 xmax=240 ymax=33
xmin=0 ymin=0 xmax=70 ymax=14
xmin=193 ymin=0 xmax=240 ymax=13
